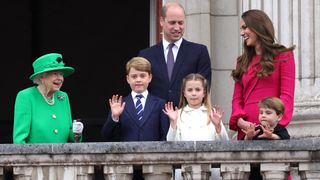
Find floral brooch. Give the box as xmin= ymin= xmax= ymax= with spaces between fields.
xmin=57 ymin=94 xmax=65 ymax=101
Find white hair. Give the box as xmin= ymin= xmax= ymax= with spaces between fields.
xmin=32 ymin=73 xmax=46 ymax=85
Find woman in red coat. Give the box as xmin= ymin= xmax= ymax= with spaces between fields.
xmin=229 ymin=9 xmax=295 ymax=141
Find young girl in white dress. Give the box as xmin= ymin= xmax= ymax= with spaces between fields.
xmin=163 ymin=73 xmax=229 ymax=179
xmin=164 ymin=73 xmax=229 ymax=141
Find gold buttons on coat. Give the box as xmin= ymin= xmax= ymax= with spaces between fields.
xmin=54 ymin=129 xmax=59 ymax=134
xmin=52 ymin=114 xmax=57 ymax=119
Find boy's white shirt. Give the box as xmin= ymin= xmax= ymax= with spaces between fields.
xmin=131 ymin=90 xmax=148 ymax=108
xmin=166 ymin=105 xmax=229 ymax=141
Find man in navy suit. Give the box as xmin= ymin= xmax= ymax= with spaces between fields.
xmin=138 ymin=1 xmax=212 ymax=107
xmin=101 ymin=57 xmax=169 ymax=142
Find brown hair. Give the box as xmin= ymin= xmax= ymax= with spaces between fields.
xmin=259 ymin=97 xmax=285 ymax=116
xmin=126 ymin=57 xmax=151 ymax=75
xmin=179 ymin=73 xmax=212 ymax=124
xmin=231 ymin=9 xmax=295 ymax=81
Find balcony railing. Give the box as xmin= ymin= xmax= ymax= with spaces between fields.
xmin=1 ymin=138 xmax=320 ymax=180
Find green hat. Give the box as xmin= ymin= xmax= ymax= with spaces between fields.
xmin=29 ymin=53 xmax=75 ymax=80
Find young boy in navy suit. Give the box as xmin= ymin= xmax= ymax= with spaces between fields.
xmin=101 ymin=57 xmax=169 ymax=142
xmin=101 ymin=57 xmax=169 ymax=179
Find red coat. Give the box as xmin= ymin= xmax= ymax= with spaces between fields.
xmin=229 ymin=51 xmax=295 ymax=140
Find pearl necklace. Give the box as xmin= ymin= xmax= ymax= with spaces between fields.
xmin=38 ymin=88 xmax=55 ymax=105
xmin=43 ymin=95 xmax=54 ymax=105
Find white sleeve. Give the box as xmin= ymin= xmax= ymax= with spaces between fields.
xmin=166 ymin=126 xmax=177 ymax=141
xmin=214 ymin=121 xmax=229 ymax=141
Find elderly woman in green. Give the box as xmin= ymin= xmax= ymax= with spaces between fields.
xmin=13 ymin=53 xmax=83 ymax=144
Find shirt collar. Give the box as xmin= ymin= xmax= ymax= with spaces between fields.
xmin=184 ymin=104 xmax=207 ymax=112
xmin=131 ymin=90 xmax=148 ymax=99
xmin=162 ymin=38 xmax=183 ymax=50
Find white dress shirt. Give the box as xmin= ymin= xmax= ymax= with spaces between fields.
xmin=131 ymin=90 xmax=148 ymax=109
xmin=162 ymin=38 xmax=182 ymax=63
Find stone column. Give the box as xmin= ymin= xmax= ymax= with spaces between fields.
xmin=103 ymin=165 xmax=133 ymax=180
xmin=181 ymin=164 xmax=211 ymax=180
xmin=179 ymin=0 xmax=211 ymax=54
xmin=289 ymin=0 xmax=320 ymax=139
xmin=209 ymin=0 xmax=241 ymax=139
xmin=220 ymin=163 xmax=250 ymax=180
xmin=299 ymin=163 xmax=320 ymax=180
xmin=260 ymin=163 xmax=290 ymax=180
xmin=142 ymin=164 xmax=172 ymax=180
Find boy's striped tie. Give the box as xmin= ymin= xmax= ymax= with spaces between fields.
xmin=135 ymin=94 xmax=143 ymax=120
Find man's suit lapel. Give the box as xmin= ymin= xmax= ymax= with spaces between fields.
xmin=139 ymin=95 xmax=156 ymax=127
xmin=155 ymin=44 xmax=171 ymax=82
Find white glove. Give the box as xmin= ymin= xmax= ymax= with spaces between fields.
xmin=72 ymin=121 xmax=84 ymax=134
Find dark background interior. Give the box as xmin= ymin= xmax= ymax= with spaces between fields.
xmin=0 ymin=0 xmax=150 ymax=143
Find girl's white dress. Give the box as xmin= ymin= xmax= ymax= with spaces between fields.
xmin=167 ymin=105 xmax=229 ymax=141
xmin=166 ymin=105 xmax=229 ymax=180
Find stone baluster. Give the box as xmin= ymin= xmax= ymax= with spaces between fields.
xmin=74 ymin=166 xmax=94 ymax=180
xmin=220 ymin=163 xmax=250 ymax=180
xmin=13 ymin=166 xmax=94 ymax=180
xmin=103 ymin=165 xmax=133 ymax=180
xmin=181 ymin=164 xmax=211 ymax=180
xmin=260 ymin=163 xmax=290 ymax=180
xmin=0 ymin=167 xmax=3 ymax=180
xmin=13 ymin=166 xmax=33 ymax=180
xmin=142 ymin=164 xmax=172 ymax=180
xmin=299 ymin=163 xmax=320 ymax=180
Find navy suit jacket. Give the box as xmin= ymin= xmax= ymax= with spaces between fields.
xmin=101 ymin=93 xmax=169 ymax=141
xmin=138 ymin=39 xmax=212 ymax=107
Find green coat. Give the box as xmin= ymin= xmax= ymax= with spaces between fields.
xmin=13 ymin=86 xmax=76 ymax=144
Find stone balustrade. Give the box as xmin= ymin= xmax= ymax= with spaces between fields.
xmin=1 ymin=138 xmax=320 ymax=179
